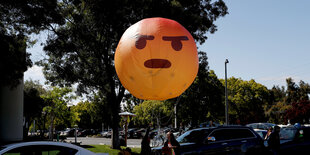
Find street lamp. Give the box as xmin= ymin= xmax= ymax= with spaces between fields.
xmin=74 ymin=125 xmax=78 ymax=144
xmin=119 ymin=112 xmax=136 ymax=147
xmin=225 ymin=59 xmax=229 ymax=125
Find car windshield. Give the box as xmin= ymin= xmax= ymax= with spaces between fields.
xmin=177 ymin=129 xmax=210 ymax=143
xmin=280 ymin=127 xmax=297 ymax=140
xmin=0 ymin=146 xmax=6 ymax=151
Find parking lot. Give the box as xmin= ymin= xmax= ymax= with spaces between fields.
xmin=65 ymin=137 xmax=142 ymax=148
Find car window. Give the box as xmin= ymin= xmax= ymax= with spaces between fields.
xmin=256 ymin=130 xmax=267 ymax=139
xmin=230 ymin=129 xmax=255 ymax=139
xmin=210 ymin=129 xmax=255 ymax=141
xmin=3 ymin=145 xmax=78 ymax=155
xmin=209 ymin=129 xmax=232 ymax=141
xmin=177 ymin=129 xmax=210 ymax=143
xmin=280 ymin=127 xmax=297 ymax=140
xmin=257 ymin=124 xmax=265 ymax=130
xmin=250 ymin=124 xmax=257 ymax=129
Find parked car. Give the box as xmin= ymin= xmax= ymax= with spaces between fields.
xmin=127 ymin=128 xmax=137 ymax=138
xmin=101 ymin=129 xmax=112 ymax=138
xmin=277 ymin=125 xmax=310 ymax=154
xmin=246 ymin=123 xmax=275 ymax=130
xmin=78 ymin=129 xmax=97 ymax=137
xmin=60 ymin=128 xmax=76 ymax=137
xmin=133 ymin=128 xmax=147 ymax=138
xmin=253 ymin=128 xmax=268 ymax=139
xmin=152 ymin=126 xmax=266 ymax=155
xmin=199 ymin=121 xmax=220 ymax=128
xmin=162 ymin=127 xmax=181 ymax=137
xmin=0 ymin=141 xmax=97 ymax=154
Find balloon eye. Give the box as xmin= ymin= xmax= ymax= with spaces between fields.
xmin=135 ymin=35 xmax=154 ymax=50
xmin=135 ymin=37 xmax=146 ymax=49
xmin=171 ymin=40 xmax=182 ymax=51
xmin=162 ymin=36 xmax=189 ymax=51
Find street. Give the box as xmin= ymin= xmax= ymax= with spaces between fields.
xmin=65 ymin=137 xmax=142 ymax=148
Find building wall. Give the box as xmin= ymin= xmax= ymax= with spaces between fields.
xmin=0 ymin=79 xmax=24 ymax=143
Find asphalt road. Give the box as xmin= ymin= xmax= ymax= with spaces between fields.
xmin=65 ymin=137 xmax=142 ymax=148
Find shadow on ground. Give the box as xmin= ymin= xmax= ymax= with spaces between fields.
xmin=80 ymin=145 xmax=95 ymax=148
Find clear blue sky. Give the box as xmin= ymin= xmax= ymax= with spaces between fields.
xmin=200 ymin=0 xmax=310 ymax=88
xmin=25 ymin=0 xmax=310 ymax=89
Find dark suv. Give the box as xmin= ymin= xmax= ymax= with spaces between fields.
xmin=152 ymin=126 xmax=265 ymax=155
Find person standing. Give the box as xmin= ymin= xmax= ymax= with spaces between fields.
xmin=265 ymin=127 xmax=273 ymax=140
xmin=162 ymin=131 xmax=180 ymax=155
xmin=179 ymin=122 xmax=185 ymax=136
xmin=267 ymin=126 xmax=280 ymax=155
xmin=141 ymin=128 xmax=152 ymax=155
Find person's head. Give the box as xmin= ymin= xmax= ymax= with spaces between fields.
xmin=294 ymin=123 xmax=301 ymax=129
xmin=273 ymin=126 xmax=280 ymax=133
xmin=268 ymin=127 xmax=273 ymax=132
xmin=149 ymin=132 xmax=155 ymax=139
xmin=167 ymin=131 xmax=176 ymax=141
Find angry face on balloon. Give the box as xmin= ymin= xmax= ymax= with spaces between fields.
xmin=115 ymin=18 xmax=198 ymax=100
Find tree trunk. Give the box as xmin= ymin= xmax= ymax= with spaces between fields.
xmin=111 ymin=102 xmax=120 ymax=149
xmin=108 ymin=91 xmax=121 ymax=149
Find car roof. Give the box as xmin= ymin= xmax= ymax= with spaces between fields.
xmin=254 ymin=128 xmax=268 ymax=132
xmin=247 ymin=123 xmax=275 ymax=126
xmin=0 ymin=141 xmax=94 ymax=154
xmin=2 ymin=141 xmax=80 ymax=148
xmin=189 ymin=125 xmax=253 ymax=131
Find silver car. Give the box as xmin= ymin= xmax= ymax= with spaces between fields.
xmin=0 ymin=141 xmax=97 ymax=155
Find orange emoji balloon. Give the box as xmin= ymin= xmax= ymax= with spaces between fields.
xmin=115 ymin=17 xmax=198 ymax=100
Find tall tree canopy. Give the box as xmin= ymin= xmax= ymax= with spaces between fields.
xmin=224 ymin=77 xmax=270 ymax=124
xmin=133 ymin=100 xmax=173 ymax=127
xmin=39 ymin=0 xmax=228 ymax=148
xmin=266 ymin=78 xmax=310 ymax=124
xmin=24 ymin=80 xmax=46 ymax=138
xmin=178 ymin=52 xmax=224 ymax=126
xmin=286 ymin=100 xmax=310 ymax=124
xmin=40 ymin=86 xmax=75 ymax=139
xmin=0 ymin=0 xmax=63 ymax=87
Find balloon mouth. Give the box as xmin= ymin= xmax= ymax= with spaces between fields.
xmin=144 ymin=59 xmax=171 ymax=68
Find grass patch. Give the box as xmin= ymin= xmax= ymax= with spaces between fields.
xmin=86 ymin=145 xmax=141 ymax=155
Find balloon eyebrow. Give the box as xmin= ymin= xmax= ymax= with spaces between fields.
xmin=162 ymin=36 xmax=189 ymax=41
xmin=138 ymin=35 xmax=154 ymax=40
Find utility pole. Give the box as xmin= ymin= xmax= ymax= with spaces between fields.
xmin=174 ymin=96 xmax=181 ymax=128
xmin=174 ymin=104 xmax=177 ymax=128
xmin=225 ymin=59 xmax=229 ymax=125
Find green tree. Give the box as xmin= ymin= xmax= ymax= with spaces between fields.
xmin=24 ymin=80 xmax=46 ymax=138
xmin=285 ymin=78 xmax=299 ymax=104
xmin=178 ymin=52 xmax=224 ymax=127
xmin=271 ymin=78 xmax=310 ymax=123
xmin=121 ymin=96 xmax=143 ymax=114
xmin=71 ymin=101 xmax=93 ymax=129
xmin=89 ymin=92 xmax=110 ymax=130
xmin=298 ymin=80 xmax=310 ymax=101
xmin=71 ymin=95 xmax=112 ymax=130
xmin=285 ymin=78 xmax=310 ymax=103
xmin=40 ymin=86 xmax=76 ymax=139
xmin=267 ymin=78 xmax=310 ymax=124
xmin=133 ymin=100 xmax=173 ymax=127
xmin=224 ymin=77 xmax=269 ymax=124
xmin=0 ymin=0 xmax=63 ymax=88
xmin=265 ymin=86 xmax=286 ymax=124
xmin=269 ymin=86 xmax=286 ymax=103
xmin=266 ymin=101 xmax=291 ymax=124
xmin=39 ymin=0 xmax=228 ymax=148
